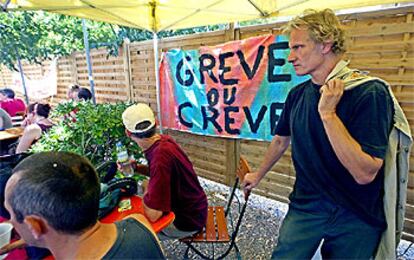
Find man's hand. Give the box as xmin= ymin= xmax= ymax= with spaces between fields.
xmin=135 ymin=164 xmax=149 ymax=176
xmin=242 ymin=172 xmax=260 ymax=198
xmin=318 ymin=79 xmax=344 ymax=120
xmin=116 ymin=157 xmax=150 ymax=176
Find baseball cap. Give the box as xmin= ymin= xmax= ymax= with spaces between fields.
xmin=122 ymin=103 xmax=155 ymax=134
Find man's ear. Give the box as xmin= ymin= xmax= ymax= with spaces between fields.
xmin=321 ymin=40 xmax=334 ymax=54
xmin=125 ymin=129 xmax=132 ymax=137
xmin=24 ymin=216 xmax=48 ymax=240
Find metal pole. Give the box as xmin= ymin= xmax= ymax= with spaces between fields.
xmin=15 ymin=48 xmax=29 ymax=105
xmin=0 ymin=23 xmax=29 ymax=104
xmin=82 ymin=19 xmax=96 ymax=105
xmin=153 ymin=32 xmax=163 ymax=133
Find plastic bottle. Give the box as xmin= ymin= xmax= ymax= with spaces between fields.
xmin=136 ymin=180 xmax=144 ymax=196
xmin=116 ymin=141 xmax=134 ymax=177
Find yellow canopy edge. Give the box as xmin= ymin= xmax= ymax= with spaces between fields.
xmin=4 ymin=0 xmax=413 ymax=32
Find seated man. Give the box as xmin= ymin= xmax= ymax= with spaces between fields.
xmin=122 ymin=103 xmax=208 ymax=240
xmin=0 ymin=88 xmax=26 ymax=117
xmin=3 ymin=151 xmax=165 ymax=259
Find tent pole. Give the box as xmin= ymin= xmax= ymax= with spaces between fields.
xmin=153 ymin=32 xmax=163 ymax=133
xmin=15 ymin=49 xmax=29 ymax=105
xmin=82 ymin=19 xmax=96 ymax=105
xmin=0 ymin=22 xmax=29 ymax=104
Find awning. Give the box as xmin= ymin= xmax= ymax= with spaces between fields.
xmin=3 ymin=0 xmax=412 ymax=32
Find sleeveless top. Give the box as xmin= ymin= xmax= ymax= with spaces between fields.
xmin=30 ymin=122 xmax=53 ymax=146
xmin=37 ymin=123 xmax=53 ymax=133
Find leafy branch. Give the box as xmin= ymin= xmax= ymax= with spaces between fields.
xmin=31 ymin=101 xmax=143 ymax=167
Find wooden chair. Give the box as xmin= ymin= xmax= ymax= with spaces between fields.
xmin=180 ymin=156 xmax=251 ymax=259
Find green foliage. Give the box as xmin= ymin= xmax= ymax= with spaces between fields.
xmin=0 ymin=11 xmax=227 ymax=69
xmin=31 ymin=101 xmax=143 ymax=167
xmin=0 ymin=11 xmax=119 ymax=70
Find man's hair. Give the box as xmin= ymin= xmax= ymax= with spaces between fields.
xmin=283 ymin=9 xmax=346 ymax=54
xmin=78 ymin=88 xmax=92 ymax=101
xmin=0 ymin=88 xmax=15 ymax=98
xmin=9 ymin=152 xmax=100 ymax=235
xmin=131 ymin=124 xmax=157 ymax=139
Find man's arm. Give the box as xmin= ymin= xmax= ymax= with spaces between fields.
xmin=134 ymin=164 xmax=150 ymax=177
xmin=142 ymin=202 xmax=163 ymax=222
xmin=243 ymin=135 xmax=290 ymax=194
xmin=142 ymin=181 xmax=163 ymax=222
xmin=319 ymin=79 xmax=383 ymax=185
xmin=16 ymin=125 xmax=41 ymax=154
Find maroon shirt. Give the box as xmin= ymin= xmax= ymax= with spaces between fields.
xmin=143 ymin=135 xmax=207 ymax=231
xmin=0 ymin=98 xmax=26 ymax=117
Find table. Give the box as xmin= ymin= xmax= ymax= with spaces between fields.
xmin=0 ymin=127 xmax=23 ymax=141
xmin=100 ymin=195 xmax=175 ymax=233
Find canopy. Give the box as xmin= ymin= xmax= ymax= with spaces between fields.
xmin=3 ymin=0 xmax=413 ymax=32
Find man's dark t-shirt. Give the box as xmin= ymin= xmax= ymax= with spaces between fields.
xmin=274 ymin=79 xmax=393 ymax=229
xmin=143 ymin=135 xmax=208 ymax=231
xmin=102 ymin=218 xmax=165 ymax=259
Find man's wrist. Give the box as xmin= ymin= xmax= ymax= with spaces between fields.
xmin=319 ymin=111 xmax=337 ymax=122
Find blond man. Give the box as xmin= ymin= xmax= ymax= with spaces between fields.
xmin=243 ymin=9 xmax=394 ymax=258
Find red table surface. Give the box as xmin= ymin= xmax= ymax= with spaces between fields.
xmin=0 ymin=216 xmax=27 ymax=260
xmin=100 ymin=195 xmax=175 ymax=233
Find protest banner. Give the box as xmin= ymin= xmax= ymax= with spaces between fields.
xmin=160 ymin=35 xmax=309 ymax=141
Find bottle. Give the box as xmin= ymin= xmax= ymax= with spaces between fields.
xmin=136 ymin=180 xmax=144 ymax=196
xmin=116 ymin=141 xmax=134 ymax=177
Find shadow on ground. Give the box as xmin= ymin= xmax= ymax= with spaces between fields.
xmin=160 ymin=178 xmax=414 ymax=260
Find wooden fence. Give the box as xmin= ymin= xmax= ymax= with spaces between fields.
xmin=1 ymin=6 xmax=413 ymax=241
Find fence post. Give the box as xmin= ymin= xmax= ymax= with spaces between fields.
xmin=122 ymin=40 xmax=133 ymax=102
xmin=70 ymin=52 xmax=78 ymax=84
xmin=225 ymin=139 xmax=241 ymax=186
xmin=223 ymin=23 xmax=241 ymax=186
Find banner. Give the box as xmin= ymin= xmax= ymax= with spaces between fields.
xmin=159 ymin=35 xmax=309 ymax=141
xmin=12 ymin=58 xmax=58 ymax=101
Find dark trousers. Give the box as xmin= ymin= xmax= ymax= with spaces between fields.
xmin=272 ymin=197 xmax=383 ymax=259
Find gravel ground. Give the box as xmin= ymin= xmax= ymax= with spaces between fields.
xmin=160 ymin=178 xmax=414 ymax=259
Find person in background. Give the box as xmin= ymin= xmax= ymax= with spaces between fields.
xmin=1 ymin=151 xmax=165 ymax=259
xmin=122 ymin=103 xmax=208 ymax=240
xmin=67 ymin=84 xmax=80 ymax=101
xmin=62 ymin=87 xmax=92 ymax=123
xmin=0 ymin=108 xmax=12 ymax=130
xmin=16 ymin=103 xmax=53 ymax=154
xmin=0 ymin=108 xmax=15 ymax=155
xmin=242 ymin=9 xmax=394 ymax=259
xmin=0 ymin=88 xmax=26 ymax=117
xmin=77 ymin=87 xmax=92 ymax=101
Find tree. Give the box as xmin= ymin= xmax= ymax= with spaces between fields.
xmin=0 ymin=11 xmax=226 ymax=70
xmin=0 ymin=11 xmax=119 ymax=70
